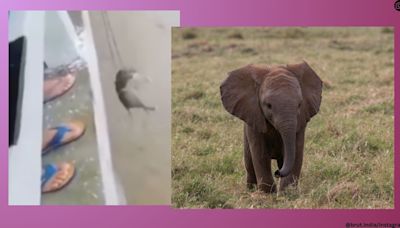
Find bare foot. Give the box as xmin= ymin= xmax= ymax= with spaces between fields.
xmin=43 ymin=74 xmax=76 ymax=103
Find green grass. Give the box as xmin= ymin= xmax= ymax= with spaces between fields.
xmin=172 ymin=27 xmax=394 ymax=208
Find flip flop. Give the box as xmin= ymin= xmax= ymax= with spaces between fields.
xmin=41 ymin=162 xmax=75 ymax=193
xmin=42 ymin=121 xmax=86 ymax=155
xmin=43 ymin=73 xmax=76 ymax=103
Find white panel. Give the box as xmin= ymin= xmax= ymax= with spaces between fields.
xmin=9 ymin=11 xmax=45 ymax=205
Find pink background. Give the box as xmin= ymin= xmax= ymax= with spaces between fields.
xmin=1 ymin=0 xmax=399 ymax=227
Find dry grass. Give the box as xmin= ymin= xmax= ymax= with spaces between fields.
xmin=172 ymin=27 xmax=394 ymax=208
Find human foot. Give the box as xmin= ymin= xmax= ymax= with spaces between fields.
xmin=42 ymin=121 xmax=86 ymax=155
xmin=41 ymin=162 xmax=75 ymax=193
xmin=43 ymin=73 xmax=76 ymax=103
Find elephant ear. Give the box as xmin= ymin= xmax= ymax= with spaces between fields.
xmin=220 ymin=65 xmax=269 ymax=132
xmin=287 ymin=61 xmax=323 ymax=122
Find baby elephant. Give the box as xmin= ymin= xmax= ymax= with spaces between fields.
xmin=115 ymin=69 xmax=156 ymax=113
xmin=220 ymin=61 xmax=322 ymax=193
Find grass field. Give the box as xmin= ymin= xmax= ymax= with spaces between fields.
xmin=171 ymin=27 xmax=394 ymax=208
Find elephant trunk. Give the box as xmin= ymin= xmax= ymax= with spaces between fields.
xmin=274 ymin=120 xmax=297 ymax=178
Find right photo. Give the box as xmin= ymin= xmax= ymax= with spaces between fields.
xmin=171 ymin=27 xmax=394 ymax=209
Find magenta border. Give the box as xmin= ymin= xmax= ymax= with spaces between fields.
xmin=1 ymin=0 xmax=400 ymax=227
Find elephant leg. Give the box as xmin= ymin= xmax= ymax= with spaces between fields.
xmin=245 ymin=126 xmax=276 ymax=193
xmin=244 ymin=129 xmax=256 ymax=189
xmin=280 ymin=128 xmax=305 ymax=191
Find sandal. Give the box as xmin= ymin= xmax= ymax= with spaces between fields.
xmin=43 ymin=73 xmax=76 ymax=103
xmin=42 ymin=121 xmax=86 ymax=155
xmin=41 ymin=162 xmax=75 ymax=193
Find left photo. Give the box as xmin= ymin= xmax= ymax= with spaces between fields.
xmin=8 ymin=11 xmax=179 ymax=205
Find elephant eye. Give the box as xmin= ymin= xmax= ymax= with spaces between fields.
xmin=266 ymin=103 xmax=272 ymax=109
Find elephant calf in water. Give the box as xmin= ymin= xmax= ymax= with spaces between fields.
xmin=220 ymin=61 xmax=323 ymax=193
xmin=115 ymin=69 xmax=156 ymax=113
